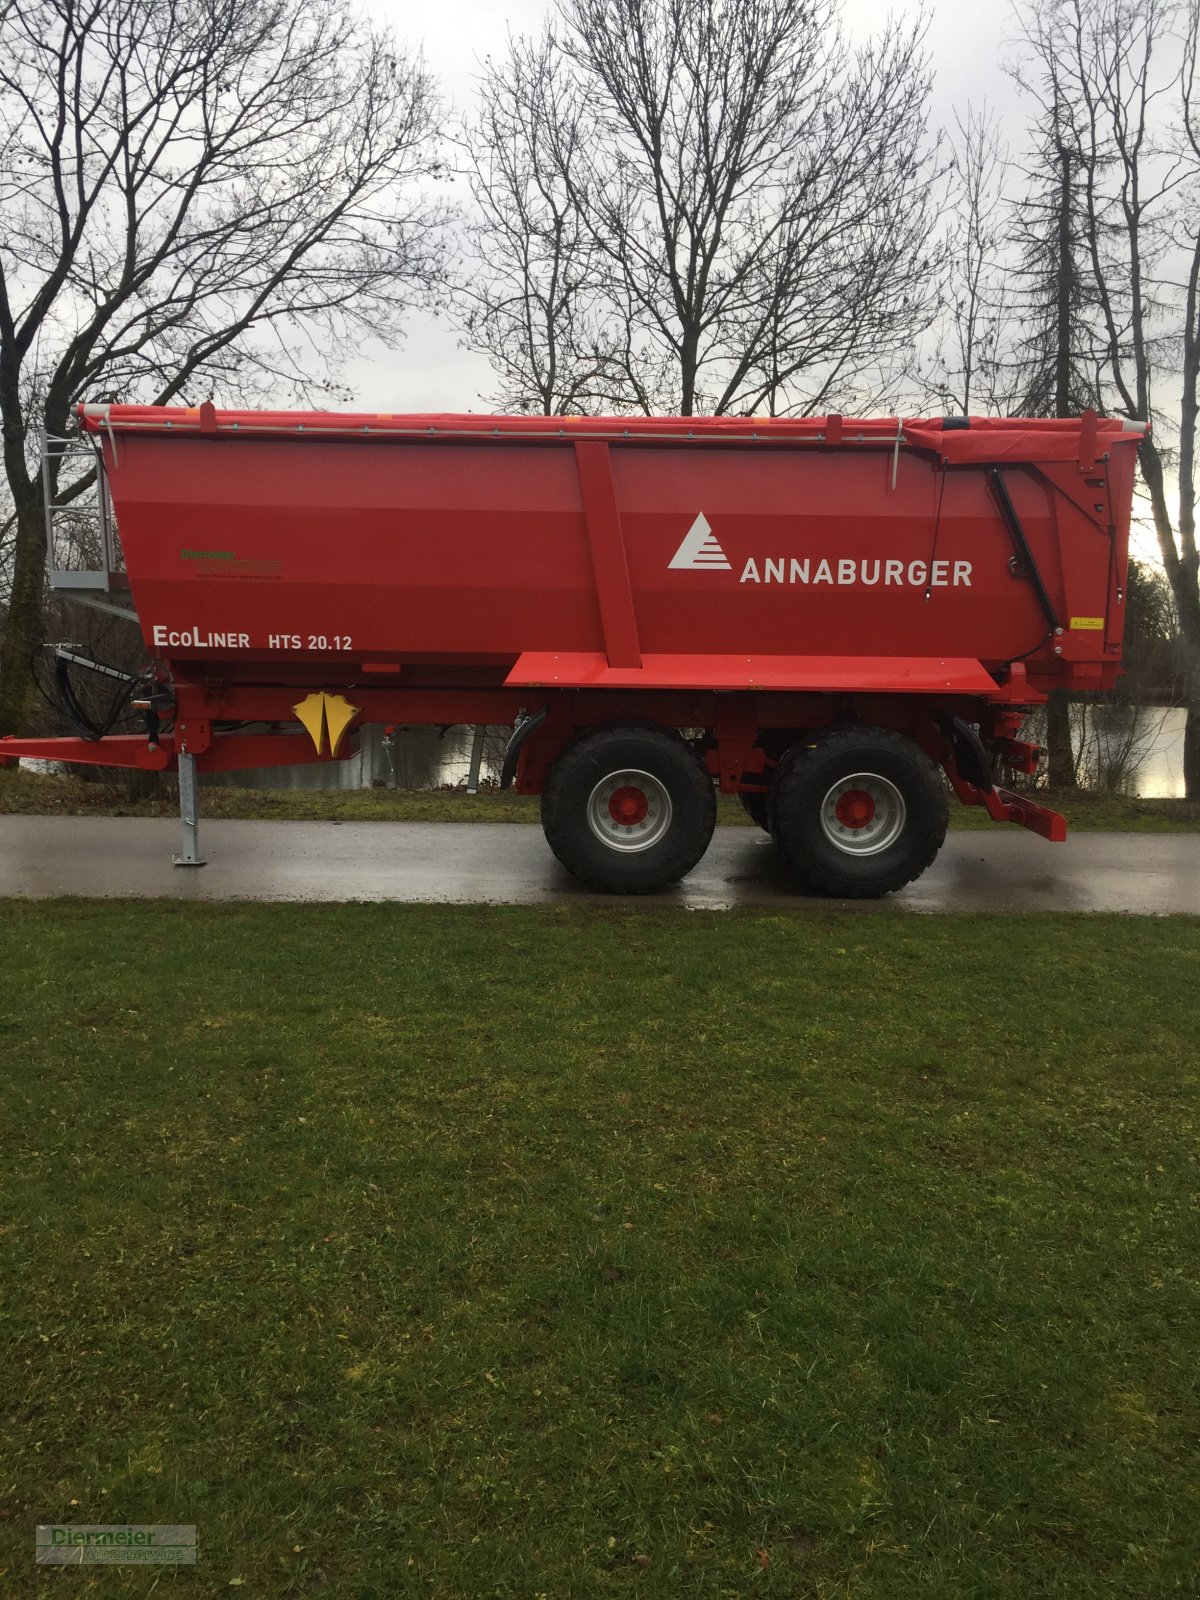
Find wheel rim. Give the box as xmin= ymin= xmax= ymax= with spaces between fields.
xmin=587 ymin=769 xmax=672 ymax=853
xmin=820 ymin=772 xmax=906 ymax=856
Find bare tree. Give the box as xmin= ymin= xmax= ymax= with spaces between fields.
xmin=919 ymin=106 xmax=1018 ymax=415
xmin=455 ymin=31 xmax=612 ymax=414
xmin=1005 ymin=78 xmax=1103 ymax=420
xmin=1008 ymin=73 xmax=1106 ymax=790
xmin=0 ymin=0 xmax=448 ymax=735
xmin=1011 ymin=0 xmax=1200 ymax=796
xmin=456 ymin=0 xmax=942 ymax=419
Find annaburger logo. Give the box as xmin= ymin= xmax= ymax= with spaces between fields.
xmin=667 ymin=514 xmax=973 ymax=587
xmin=668 ymin=513 xmax=731 ymax=571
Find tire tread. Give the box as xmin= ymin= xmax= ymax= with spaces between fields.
xmin=541 ymin=725 xmax=716 ymax=893
xmin=768 ymin=724 xmax=948 ymax=898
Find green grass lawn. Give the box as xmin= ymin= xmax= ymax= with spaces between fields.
xmin=3 ymin=767 xmax=1198 ymax=830
xmin=2 ymin=903 xmax=1198 ymax=1597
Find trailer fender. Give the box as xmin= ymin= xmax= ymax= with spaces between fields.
xmin=942 ymin=716 xmax=993 ymax=793
xmin=500 ymin=708 xmax=549 ymax=790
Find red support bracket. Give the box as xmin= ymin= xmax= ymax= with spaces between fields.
xmin=948 ymin=763 xmax=1067 ymax=841
xmin=0 ymin=729 xmax=352 ymax=774
xmin=1078 ymin=408 xmax=1099 ymax=471
xmin=712 ymin=705 xmax=762 ymax=794
xmin=174 ymin=718 xmax=212 ymax=757
xmin=991 ymin=737 xmax=1043 ymax=776
xmin=574 ymin=441 xmax=642 ymax=670
xmin=0 ymin=735 xmax=171 ymax=771
xmin=982 ymin=786 xmax=1068 ymax=841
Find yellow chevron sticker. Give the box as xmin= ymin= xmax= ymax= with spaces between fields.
xmin=322 ymin=694 xmax=358 ymax=757
xmin=293 ymin=692 xmax=326 ymax=752
xmin=1069 ymin=616 xmax=1105 ymax=630
xmin=293 ymin=691 xmax=360 ymax=756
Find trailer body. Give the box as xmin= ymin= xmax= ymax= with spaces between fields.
xmin=1 ymin=403 xmax=1144 ymax=896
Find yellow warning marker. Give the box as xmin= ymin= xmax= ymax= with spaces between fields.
xmin=292 ymin=691 xmax=360 ymax=756
xmin=293 ymin=692 xmax=327 ymax=752
xmin=322 ymin=693 xmax=358 ymax=757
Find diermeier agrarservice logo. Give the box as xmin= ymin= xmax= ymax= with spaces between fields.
xmin=36 ymin=1525 xmax=197 ymax=1565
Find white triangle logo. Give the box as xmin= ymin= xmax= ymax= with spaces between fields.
xmin=668 ymin=512 xmax=731 ymax=571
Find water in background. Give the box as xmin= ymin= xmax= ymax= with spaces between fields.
xmin=214 ymin=709 xmax=1192 ymax=798
xmin=207 ymin=724 xmax=509 ymax=792
xmin=22 ymin=710 xmax=1189 ymax=797
xmin=1104 ymin=705 xmax=1187 ymax=798
xmin=1016 ymin=704 xmax=1189 ymax=798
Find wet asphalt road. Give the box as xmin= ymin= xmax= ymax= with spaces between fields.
xmin=0 ymin=817 xmax=1196 ymax=912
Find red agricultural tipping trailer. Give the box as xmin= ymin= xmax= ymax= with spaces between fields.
xmin=1 ymin=403 xmax=1142 ymax=896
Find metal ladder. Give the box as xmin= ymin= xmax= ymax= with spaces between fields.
xmin=41 ymin=432 xmax=136 ymax=623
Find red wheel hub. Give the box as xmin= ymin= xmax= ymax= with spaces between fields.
xmin=834 ymin=788 xmax=876 ymax=830
xmin=608 ymin=785 xmax=649 ymax=825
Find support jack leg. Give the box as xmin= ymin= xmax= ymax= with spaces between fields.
xmin=174 ymin=751 xmax=207 ymax=867
xmin=467 ymin=724 xmax=487 ymax=795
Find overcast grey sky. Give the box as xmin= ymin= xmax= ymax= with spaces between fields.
xmin=346 ymin=0 xmax=1029 ymax=413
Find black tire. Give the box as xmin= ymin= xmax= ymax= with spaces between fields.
xmin=768 ymin=725 xmax=948 ymax=898
xmin=541 ymin=725 xmax=716 ymax=893
xmin=738 ymin=788 xmax=771 ymax=832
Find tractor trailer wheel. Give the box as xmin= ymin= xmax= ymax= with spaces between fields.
xmin=768 ymin=725 xmax=948 ymax=898
xmin=541 ymin=725 xmax=716 ymax=893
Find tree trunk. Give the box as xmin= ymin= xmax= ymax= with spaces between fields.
xmin=1181 ymin=625 xmax=1200 ymax=800
xmin=1040 ymin=134 xmax=1080 ymax=794
xmin=1185 ymin=702 xmax=1200 ymax=800
xmin=0 ymin=484 xmax=48 ymax=736
xmin=679 ymin=327 xmax=699 ymax=417
xmin=1054 ymin=141 xmax=1073 ymax=418
xmin=1136 ymin=440 xmax=1200 ymax=799
xmin=1045 ymin=689 xmax=1077 ymax=790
